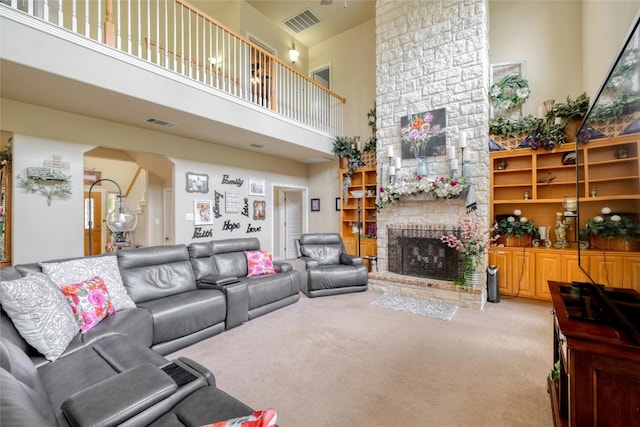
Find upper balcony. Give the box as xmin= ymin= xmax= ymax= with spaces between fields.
xmin=0 ymin=0 xmax=345 ymax=163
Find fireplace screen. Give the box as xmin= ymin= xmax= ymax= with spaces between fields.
xmin=388 ymin=227 xmax=461 ymax=280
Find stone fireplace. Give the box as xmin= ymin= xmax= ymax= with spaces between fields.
xmin=372 ymin=0 xmax=491 ymax=310
xmin=369 ymin=197 xmax=487 ymax=310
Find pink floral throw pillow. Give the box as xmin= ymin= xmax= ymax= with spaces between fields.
xmin=201 ymin=408 xmax=277 ymax=427
xmin=61 ymin=276 xmax=115 ymax=333
xmin=245 ymin=250 xmax=276 ymax=277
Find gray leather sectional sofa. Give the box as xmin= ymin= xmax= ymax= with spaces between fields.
xmin=0 ymin=238 xmax=299 ymax=426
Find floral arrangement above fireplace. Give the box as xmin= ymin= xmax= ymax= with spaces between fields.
xmin=378 ymin=175 xmax=468 ymax=207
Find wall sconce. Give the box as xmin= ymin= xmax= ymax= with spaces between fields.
xmin=289 ymin=42 xmax=299 ymax=63
xmin=87 ymin=178 xmax=138 ymax=255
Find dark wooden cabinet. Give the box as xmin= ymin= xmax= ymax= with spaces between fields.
xmin=548 ymin=281 xmax=640 ymax=427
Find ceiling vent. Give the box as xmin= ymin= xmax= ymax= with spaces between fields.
xmin=249 ymin=143 xmax=264 ymax=149
xmin=282 ymin=9 xmax=321 ymax=33
xmin=146 ymin=118 xmax=176 ymax=128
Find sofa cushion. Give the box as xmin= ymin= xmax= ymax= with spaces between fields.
xmin=40 ymin=255 xmax=136 ymax=311
xmin=307 ymin=264 xmax=368 ymax=291
xmin=0 ymin=273 xmax=79 ymax=361
xmin=61 ymin=276 xmax=115 ymax=333
xmin=137 ymin=289 xmax=226 ymax=345
xmin=77 ymin=307 xmax=153 ymax=349
xmin=300 ymin=244 xmax=342 ymax=265
xmin=188 ymin=242 xmax=217 ymax=280
xmin=246 ymin=271 xmax=299 ymax=310
xmin=118 ymin=245 xmax=198 ymax=303
xmin=211 ymin=238 xmax=261 ymax=277
xmin=1 ymin=338 xmax=59 ymax=426
xmin=245 ymin=250 xmax=276 ymax=277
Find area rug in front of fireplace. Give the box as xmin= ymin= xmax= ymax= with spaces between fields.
xmin=371 ymin=293 xmax=458 ymax=321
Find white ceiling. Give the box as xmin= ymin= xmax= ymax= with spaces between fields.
xmin=194 ymin=0 xmax=376 ymax=47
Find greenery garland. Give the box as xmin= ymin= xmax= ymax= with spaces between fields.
xmin=490 ymin=74 xmax=530 ymax=110
xmin=17 ymin=170 xmax=72 ymax=206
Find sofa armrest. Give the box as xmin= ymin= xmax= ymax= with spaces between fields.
xmin=61 ymin=364 xmax=177 ymax=427
xmin=174 ymin=357 xmax=216 ymax=387
xmin=273 ymin=261 xmax=292 ymax=273
xmin=198 ymin=275 xmax=240 ymax=287
xmin=340 ymin=254 xmax=363 ymax=265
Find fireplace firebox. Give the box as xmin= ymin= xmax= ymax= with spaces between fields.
xmin=388 ymin=226 xmax=461 ymax=281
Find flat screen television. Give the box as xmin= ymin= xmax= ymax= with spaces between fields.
xmin=576 ymin=10 xmax=640 ymax=287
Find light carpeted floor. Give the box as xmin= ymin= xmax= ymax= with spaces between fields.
xmin=169 ymin=291 xmax=554 ymax=427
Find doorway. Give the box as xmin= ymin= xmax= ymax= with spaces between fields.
xmin=275 ymin=187 xmax=305 ymax=260
xmin=84 ymin=191 xmax=102 ymax=256
xmin=311 ymin=64 xmax=331 ymax=89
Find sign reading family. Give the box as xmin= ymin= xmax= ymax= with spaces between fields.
xmin=221 ymin=174 xmax=244 ymax=187
xmin=400 ymin=108 xmax=447 ymax=159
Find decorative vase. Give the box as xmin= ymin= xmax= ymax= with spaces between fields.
xmin=416 ymin=156 xmax=428 ymax=176
xmin=461 ymin=256 xmax=479 ymax=288
xmin=340 ymin=156 xmax=349 ymax=169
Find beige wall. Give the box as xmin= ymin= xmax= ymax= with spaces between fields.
xmin=308 ymin=18 xmax=376 ymax=234
xmin=489 ymin=1 xmax=583 ymax=116
xmin=3 ymin=99 xmax=311 ymax=263
xmin=490 ymin=0 xmax=640 ymax=114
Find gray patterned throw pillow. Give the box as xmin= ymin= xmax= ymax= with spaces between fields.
xmin=40 ymin=255 xmax=136 ymax=310
xmin=0 ymin=273 xmax=79 ymax=361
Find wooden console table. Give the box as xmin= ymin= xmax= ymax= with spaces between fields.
xmin=548 ymin=281 xmax=640 ymax=427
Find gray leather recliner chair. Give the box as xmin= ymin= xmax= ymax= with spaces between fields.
xmin=294 ymin=233 xmax=368 ymax=297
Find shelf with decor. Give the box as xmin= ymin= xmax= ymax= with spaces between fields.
xmin=490 ymin=135 xmax=640 ymax=301
xmin=340 ymin=165 xmax=377 ymax=259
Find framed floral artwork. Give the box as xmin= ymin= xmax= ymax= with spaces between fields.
xmin=311 ymin=198 xmax=320 ymax=212
xmin=400 ymin=108 xmax=447 ymax=158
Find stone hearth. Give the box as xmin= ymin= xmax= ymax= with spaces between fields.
xmin=368 ymin=271 xmax=486 ymax=311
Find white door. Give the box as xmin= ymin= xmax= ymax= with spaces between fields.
xmin=281 ymin=190 xmax=303 ymax=259
xmin=163 ymin=187 xmax=174 ymax=245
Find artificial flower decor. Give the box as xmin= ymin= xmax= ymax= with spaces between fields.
xmin=430 ymin=176 xmax=468 ymax=199
xmin=490 ymin=74 xmax=530 ymax=111
xmin=378 ymin=175 xmax=468 ymax=208
xmin=493 ymin=209 xmax=539 ymax=239
xmin=580 ymin=207 xmax=640 ymax=241
xmin=440 ymin=217 xmax=498 ymax=287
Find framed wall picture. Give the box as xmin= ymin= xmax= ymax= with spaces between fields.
xmin=311 ymin=198 xmax=320 ymax=212
xmin=335 ymin=197 xmax=341 ymax=211
xmin=249 ymin=178 xmax=265 ymax=196
xmin=400 ymin=108 xmax=447 ymax=158
xmin=194 ymin=200 xmax=213 ymax=226
xmin=84 ymin=170 xmax=101 ymax=186
xmin=225 ymin=192 xmax=241 ymax=213
xmin=253 ymin=200 xmax=266 ymax=220
xmin=186 ymin=173 xmax=209 ymax=194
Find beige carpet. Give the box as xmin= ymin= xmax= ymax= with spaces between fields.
xmin=169 ymin=291 xmax=554 ymax=426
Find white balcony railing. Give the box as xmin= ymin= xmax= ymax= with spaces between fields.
xmin=2 ymin=0 xmax=345 ymax=135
